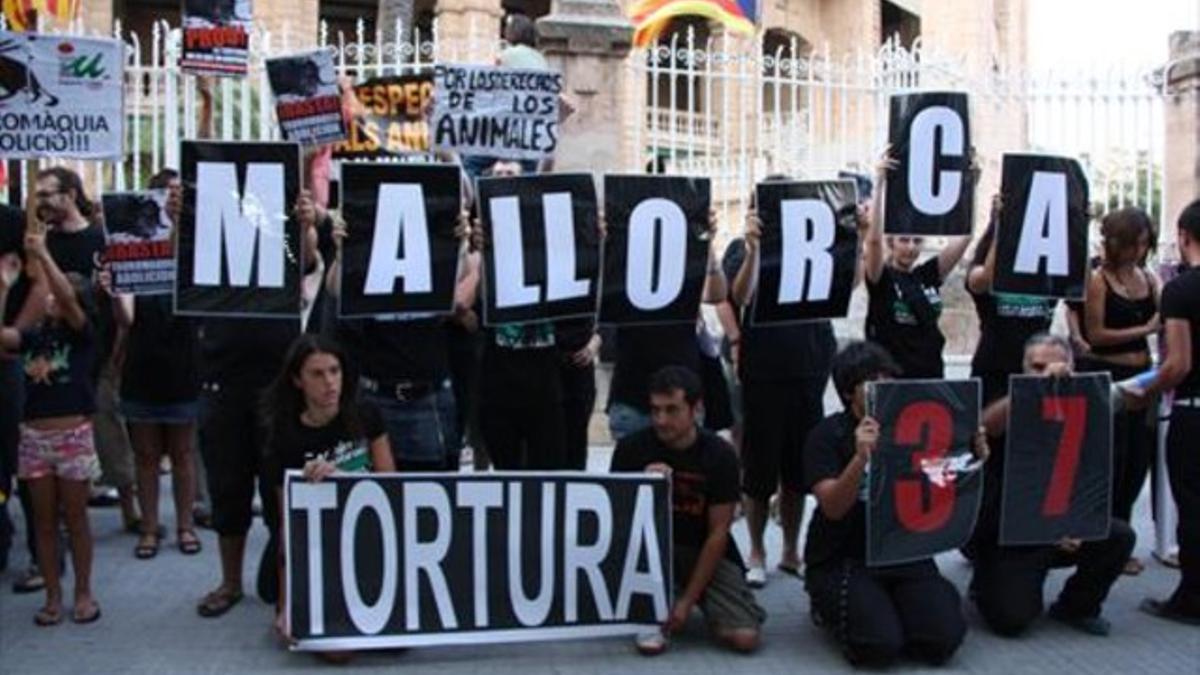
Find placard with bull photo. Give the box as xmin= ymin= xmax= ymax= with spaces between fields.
xmin=102 ymin=190 xmax=174 ymax=296
xmin=432 ymin=64 xmax=562 ymax=161
xmin=993 ymin=153 xmax=1090 ymax=300
xmin=884 ymin=92 xmax=973 ymax=236
xmin=284 ymin=472 xmax=672 ymax=650
xmin=866 ymin=379 xmax=984 ymax=567
xmin=0 ymin=31 xmax=125 ymax=159
xmin=339 ymin=163 xmax=462 ymax=318
xmin=180 ymin=0 xmax=252 ymax=77
xmin=599 ymin=175 xmax=711 ymax=326
xmin=749 ymin=180 xmax=860 ymax=326
xmin=175 ymin=141 xmax=303 ymax=318
xmin=477 ymin=173 xmax=600 ymax=326
xmin=333 ymin=73 xmax=434 ymax=160
xmin=266 ymin=49 xmax=347 ymax=146
xmin=1000 ymin=373 xmax=1113 ymax=546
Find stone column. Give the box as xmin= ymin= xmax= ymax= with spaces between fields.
xmin=1163 ymin=30 xmax=1200 ymax=251
xmin=435 ymin=0 xmax=504 ymax=64
xmin=254 ymin=0 xmax=321 ymax=50
xmin=536 ymin=0 xmax=634 ymax=176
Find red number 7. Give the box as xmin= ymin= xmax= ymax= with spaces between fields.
xmin=1041 ymin=395 xmax=1087 ymax=517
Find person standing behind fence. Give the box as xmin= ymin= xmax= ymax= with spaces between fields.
xmin=1081 ymin=207 xmax=1160 ymax=575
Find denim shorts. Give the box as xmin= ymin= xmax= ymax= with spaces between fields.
xmin=365 ymin=380 xmax=459 ymax=471
xmin=121 ymin=398 xmax=199 ymax=425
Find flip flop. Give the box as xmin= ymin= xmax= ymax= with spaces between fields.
xmin=777 ymin=562 xmax=803 ymax=578
xmin=33 ymin=606 xmax=63 ymax=627
xmin=73 ymin=603 xmax=102 ymax=625
xmin=197 ymin=588 xmax=244 ymax=618
xmin=178 ymin=529 xmax=202 ymax=556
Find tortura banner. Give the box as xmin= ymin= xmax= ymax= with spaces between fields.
xmin=284 ymin=472 xmax=671 ymax=650
xmin=175 ymin=141 xmax=302 ymax=318
xmin=866 ymin=379 xmax=983 ymax=567
xmin=477 ymin=174 xmax=600 ymax=325
xmin=750 ymin=180 xmax=860 ymax=326
xmin=180 ymin=0 xmax=252 ymax=77
xmin=1000 ymin=373 xmax=1113 ymax=546
xmin=333 ymin=73 xmax=433 ymax=160
xmin=885 ymin=92 xmax=973 ymax=237
xmin=432 ymin=64 xmax=562 ymax=161
xmin=600 ymin=175 xmax=711 ymax=326
xmin=993 ymin=154 xmax=1089 ymax=300
xmin=266 ymin=49 xmax=347 ymax=146
xmin=102 ymin=190 xmax=174 ymax=296
xmin=0 ymin=31 xmax=124 ymax=159
xmin=339 ymin=163 xmax=462 ymax=318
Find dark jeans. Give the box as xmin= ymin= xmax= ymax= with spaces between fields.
xmin=480 ymin=347 xmax=565 ymax=470
xmin=198 ymin=383 xmax=277 ymax=538
xmin=1166 ymin=407 xmax=1200 ymax=613
xmin=806 ymin=559 xmax=965 ymax=667
xmin=1093 ymin=362 xmax=1155 ymax=521
xmin=559 ymin=360 xmax=596 ymax=471
xmin=365 ymin=381 xmax=459 ymax=472
xmin=972 ymin=519 xmax=1136 ymax=636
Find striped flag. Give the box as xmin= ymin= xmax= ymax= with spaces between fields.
xmin=4 ymin=0 xmax=81 ymax=31
xmin=629 ymin=0 xmax=758 ymax=47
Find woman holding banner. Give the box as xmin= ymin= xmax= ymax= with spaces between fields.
xmin=263 ymin=334 xmax=395 ymax=655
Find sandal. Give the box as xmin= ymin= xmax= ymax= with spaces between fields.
xmin=197 ymin=588 xmax=244 ymax=618
xmin=178 ymin=529 xmax=202 ymax=556
xmin=134 ymin=533 xmax=160 ymax=560
xmin=1123 ymin=557 xmax=1145 ymax=576
xmin=33 ymin=605 xmax=63 ymax=627
xmin=73 ymin=601 xmax=102 ymax=624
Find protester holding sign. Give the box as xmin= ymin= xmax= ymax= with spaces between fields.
xmin=966 ymin=202 xmax=1058 ymax=404
xmin=865 ymin=152 xmax=975 ymax=379
xmin=611 ymin=366 xmax=764 ymax=656
xmin=1129 ymin=199 xmax=1200 ymax=626
xmin=263 ymin=334 xmax=395 ymax=655
xmin=973 ymin=334 xmax=1135 ymax=636
xmin=802 ymin=341 xmax=971 ymax=667
xmin=1081 ymin=207 xmax=1159 ymax=573
xmin=0 ymin=208 xmax=103 ymax=626
xmin=725 ymin=181 xmax=839 ymax=587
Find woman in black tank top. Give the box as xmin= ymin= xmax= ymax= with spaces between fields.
xmin=1082 ymin=207 xmax=1160 ymax=574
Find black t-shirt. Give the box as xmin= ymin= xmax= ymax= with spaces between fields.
xmin=721 ymin=237 xmax=836 ymax=382
xmin=969 ymin=288 xmax=1056 ymax=377
xmin=610 ymin=427 xmax=741 ymax=560
xmin=121 ymin=295 xmax=199 ymax=404
xmin=264 ymin=401 xmax=387 ymax=487
xmin=337 ymin=317 xmax=449 ymax=384
xmin=199 ymin=318 xmax=299 ymax=389
xmin=46 ymin=224 xmax=112 ymax=365
xmin=20 ymin=321 xmax=96 ymax=419
xmin=866 ymin=257 xmax=946 ymax=378
xmin=555 ymin=316 xmax=595 ymax=356
xmin=609 ymin=324 xmax=700 ymax=411
xmin=1162 ymin=267 xmax=1200 ymax=397
xmin=802 ymin=411 xmax=866 ymax=568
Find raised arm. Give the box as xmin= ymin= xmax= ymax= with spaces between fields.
xmin=811 ymin=417 xmax=875 ymax=521
xmin=730 ymin=210 xmax=761 ymax=307
xmin=701 ymin=208 xmax=727 ymax=304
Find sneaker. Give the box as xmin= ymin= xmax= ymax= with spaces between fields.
xmin=12 ymin=566 xmax=45 ymax=594
xmin=634 ymin=630 xmax=668 ymax=656
xmin=1140 ymin=597 xmax=1200 ymax=626
xmin=745 ymin=562 xmax=767 ymax=589
xmin=87 ymin=487 xmax=120 ymax=507
xmin=1048 ymin=602 xmax=1110 ymax=636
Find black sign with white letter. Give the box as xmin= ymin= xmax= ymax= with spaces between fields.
xmin=1000 ymin=373 xmax=1112 ymax=545
xmin=285 ymin=472 xmax=671 ymax=650
xmin=885 ymin=92 xmax=972 ymax=236
xmin=750 ymin=180 xmax=859 ymax=326
xmin=993 ymin=154 xmax=1089 ymax=300
xmin=175 ymin=141 xmax=302 ymax=318
xmin=478 ymin=174 xmax=600 ymax=325
xmin=599 ymin=175 xmax=710 ymax=326
xmin=867 ymin=379 xmax=983 ymax=566
xmin=339 ymin=163 xmax=461 ymax=318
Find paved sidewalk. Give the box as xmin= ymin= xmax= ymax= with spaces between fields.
xmin=1 ymin=444 xmax=1196 ymax=675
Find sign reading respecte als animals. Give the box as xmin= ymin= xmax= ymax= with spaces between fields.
xmin=432 ymin=64 xmax=562 ymax=161
xmin=266 ymin=49 xmax=347 ymax=146
xmin=284 ymin=472 xmax=671 ymax=650
xmin=180 ymin=0 xmax=253 ymax=76
xmin=0 ymin=31 xmax=125 ymax=159
xmin=333 ymin=73 xmax=434 ymax=159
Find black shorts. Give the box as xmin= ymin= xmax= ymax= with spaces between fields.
xmin=740 ymin=376 xmax=826 ymax=500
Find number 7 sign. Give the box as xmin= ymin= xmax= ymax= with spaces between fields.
xmin=999 ymin=373 xmax=1113 ymax=545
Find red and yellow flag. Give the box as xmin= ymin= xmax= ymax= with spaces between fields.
xmin=629 ymin=0 xmax=758 ymax=47
xmin=4 ymin=0 xmax=81 ymax=31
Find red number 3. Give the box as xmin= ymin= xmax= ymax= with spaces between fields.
xmin=894 ymin=401 xmax=955 ymax=532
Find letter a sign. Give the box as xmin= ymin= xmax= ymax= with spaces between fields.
xmin=750 ymin=180 xmax=860 ymax=326
xmin=175 ymin=141 xmax=302 ymax=318
xmin=993 ymin=154 xmax=1089 ymax=300
xmin=885 ymin=92 xmax=973 ymax=236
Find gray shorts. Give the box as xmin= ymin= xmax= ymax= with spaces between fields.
xmin=675 ymin=545 xmax=767 ymax=631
